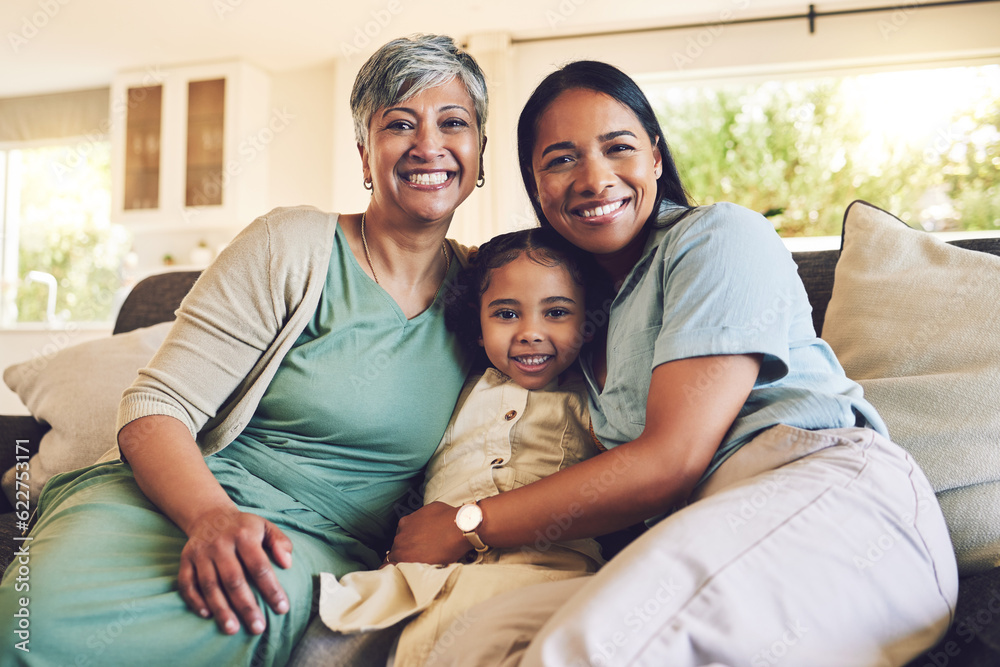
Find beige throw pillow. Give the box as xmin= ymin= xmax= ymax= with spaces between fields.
xmin=822 ymin=200 xmax=1000 ymax=575
xmin=1 ymin=322 xmax=172 ymax=506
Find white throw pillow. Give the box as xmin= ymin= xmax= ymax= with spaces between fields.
xmin=822 ymin=200 xmax=1000 ymax=575
xmin=1 ymin=322 xmax=172 ymax=505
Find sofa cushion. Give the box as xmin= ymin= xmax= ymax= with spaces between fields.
xmin=822 ymin=200 xmax=1000 ymax=576
xmin=1 ymin=322 xmax=171 ymax=506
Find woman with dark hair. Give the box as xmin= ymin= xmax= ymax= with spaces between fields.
xmin=390 ymin=60 xmax=957 ymax=666
xmin=516 ymin=60 xmax=691 ymax=227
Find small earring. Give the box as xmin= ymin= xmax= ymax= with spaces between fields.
xmin=363 ymin=177 xmax=373 ymax=191
xmin=476 ymin=172 xmax=485 ymax=188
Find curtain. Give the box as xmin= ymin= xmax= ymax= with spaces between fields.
xmin=0 ymin=87 xmax=109 ymax=142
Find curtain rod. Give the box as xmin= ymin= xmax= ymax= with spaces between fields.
xmin=510 ymin=0 xmax=999 ymax=43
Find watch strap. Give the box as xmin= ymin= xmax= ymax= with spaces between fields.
xmin=463 ymin=529 xmax=489 ymax=553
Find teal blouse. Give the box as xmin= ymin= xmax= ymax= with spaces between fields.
xmin=212 ymin=225 xmax=469 ymax=547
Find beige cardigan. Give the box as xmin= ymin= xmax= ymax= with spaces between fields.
xmin=116 ymin=205 xmax=469 ymax=457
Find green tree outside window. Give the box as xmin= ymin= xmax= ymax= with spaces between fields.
xmin=649 ymin=65 xmax=1000 ymax=236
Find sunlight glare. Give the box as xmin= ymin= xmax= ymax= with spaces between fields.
xmin=854 ymin=65 xmax=1000 ymax=148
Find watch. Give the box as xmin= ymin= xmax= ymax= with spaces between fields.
xmin=455 ymin=502 xmax=489 ymax=553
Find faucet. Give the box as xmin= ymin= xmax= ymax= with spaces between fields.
xmin=24 ymin=270 xmax=57 ymax=324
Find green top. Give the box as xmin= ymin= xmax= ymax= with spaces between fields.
xmin=213 ymin=224 xmax=469 ymax=547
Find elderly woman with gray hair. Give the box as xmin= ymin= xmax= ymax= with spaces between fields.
xmin=0 ymin=34 xmax=486 ymax=666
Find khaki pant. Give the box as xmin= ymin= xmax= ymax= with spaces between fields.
xmin=290 ymin=545 xmax=598 ymax=667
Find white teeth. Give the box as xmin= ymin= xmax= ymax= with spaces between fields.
xmin=514 ymin=355 xmax=551 ymax=366
xmin=581 ymin=200 xmax=625 ymax=218
xmin=408 ymin=172 xmax=448 ymax=185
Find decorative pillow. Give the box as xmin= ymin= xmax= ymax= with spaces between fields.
xmin=822 ymin=200 xmax=1000 ymax=576
xmin=1 ymin=322 xmax=172 ymax=506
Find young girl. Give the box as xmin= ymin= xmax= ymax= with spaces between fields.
xmin=306 ymin=227 xmax=608 ymax=667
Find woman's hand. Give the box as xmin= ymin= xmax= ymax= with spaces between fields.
xmin=120 ymin=416 xmax=294 ymax=635
xmin=178 ymin=507 xmax=293 ymax=635
xmin=388 ymin=501 xmax=471 ymax=565
xmin=391 ymin=355 xmax=762 ymax=556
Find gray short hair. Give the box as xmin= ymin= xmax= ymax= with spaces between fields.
xmin=351 ymin=34 xmax=489 ymax=148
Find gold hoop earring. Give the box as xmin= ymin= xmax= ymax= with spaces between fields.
xmin=363 ymin=178 xmax=373 ymax=191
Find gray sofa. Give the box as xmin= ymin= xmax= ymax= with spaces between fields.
xmin=1 ymin=241 xmax=999 ymax=665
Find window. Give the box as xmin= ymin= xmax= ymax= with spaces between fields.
xmin=645 ymin=63 xmax=1000 ymax=238
xmin=0 ymin=139 xmax=132 ymax=327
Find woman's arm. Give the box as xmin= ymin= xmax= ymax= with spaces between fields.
xmin=388 ymin=353 xmax=761 ymax=564
xmin=119 ymin=415 xmax=292 ymax=635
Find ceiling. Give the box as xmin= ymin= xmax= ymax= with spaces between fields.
xmin=0 ymin=0 xmax=874 ymax=98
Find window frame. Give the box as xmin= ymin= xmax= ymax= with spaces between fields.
xmin=634 ymin=53 xmax=1000 ymax=250
xmin=0 ymin=134 xmax=122 ymax=331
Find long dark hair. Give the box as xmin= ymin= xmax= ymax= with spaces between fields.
xmin=516 ymin=60 xmax=691 ymax=230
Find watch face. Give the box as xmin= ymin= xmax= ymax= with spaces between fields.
xmin=456 ymin=503 xmax=483 ymax=532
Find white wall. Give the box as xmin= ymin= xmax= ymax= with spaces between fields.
xmin=267 ymin=62 xmax=337 ymax=212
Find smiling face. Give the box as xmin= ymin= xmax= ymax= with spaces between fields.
xmin=531 ymin=88 xmax=663 ymax=265
xmin=478 ymin=253 xmax=587 ymax=390
xmin=360 ymin=77 xmax=484 ymax=226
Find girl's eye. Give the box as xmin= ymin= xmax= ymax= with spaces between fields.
xmin=547 ymin=308 xmax=570 ymax=318
xmin=493 ymin=309 xmax=517 ymax=320
xmin=609 ymin=143 xmax=636 ymax=154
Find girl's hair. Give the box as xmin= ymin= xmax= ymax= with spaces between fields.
xmin=516 ymin=60 xmax=691 ymax=231
xmin=445 ymin=227 xmax=605 ymax=363
xmin=350 ymin=34 xmax=489 ymax=148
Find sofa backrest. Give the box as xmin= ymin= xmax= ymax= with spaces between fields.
xmin=114 ymin=236 xmax=1000 ymax=339
xmin=791 ymin=250 xmax=838 ymax=337
xmin=792 ymin=236 xmax=1000 ymax=337
xmin=112 ymin=271 xmax=201 ymax=335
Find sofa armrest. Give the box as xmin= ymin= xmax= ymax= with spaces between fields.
xmin=0 ymin=416 xmax=45 ymax=571
xmin=0 ymin=416 xmax=47 ymax=513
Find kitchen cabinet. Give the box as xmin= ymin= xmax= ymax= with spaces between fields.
xmin=110 ymin=61 xmax=271 ymax=231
